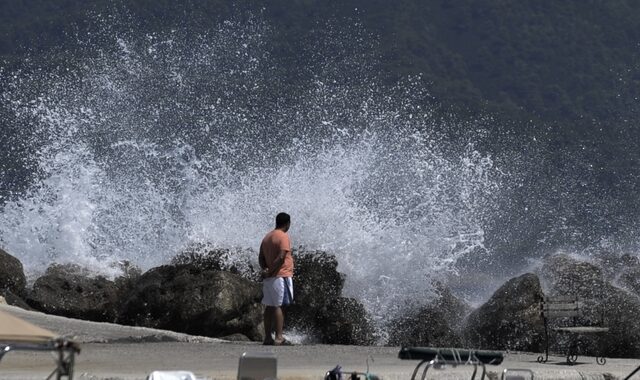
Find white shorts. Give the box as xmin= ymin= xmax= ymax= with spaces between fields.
xmin=262 ymin=277 xmax=294 ymax=307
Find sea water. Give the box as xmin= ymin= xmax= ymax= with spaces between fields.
xmin=0 ymin=15 xmax=636 ymax=327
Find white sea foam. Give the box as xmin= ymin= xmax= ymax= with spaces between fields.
xmin=0 ymin=16 xmax=501 ymax=322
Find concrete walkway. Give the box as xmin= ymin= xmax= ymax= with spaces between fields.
xmin=1 ymin=304 xmax=638 ymax=380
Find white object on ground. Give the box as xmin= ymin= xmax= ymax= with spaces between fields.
xmin=237 ymin=351 xmax=278 ymax=380
xmin=146 ymin=370 xmax=197 ymax=380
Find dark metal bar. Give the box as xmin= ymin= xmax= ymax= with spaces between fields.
xmin=0 ymin=340 xmax=78 ymax=380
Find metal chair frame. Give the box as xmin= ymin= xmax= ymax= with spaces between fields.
xmin=0 ymin=339 xmax=79 ymax=380
xmin=408 ymin=349 xmax=488 ymax=380
xmin=537 ymin=295 xmax=608 ymax=365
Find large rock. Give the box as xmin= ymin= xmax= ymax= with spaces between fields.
xmin=0 ymin=249 xmax=26 ymax=296
xmin=538 ymin=253 xmax=624 ymax=326
xmin=316 ymin=297 xmax=376 ymax=345
xmin=598 ymin=287 xmax=640 ymax=358
xmin=118 ymin=264 xmax=263 ymax=341
xmin=615 ymin=254 xmax=640 ymax=297
xmin=286 ymin=250 xmax=375 ymax=345
xmin=598 ymin=253 xmax=639 ymax=283
xmin=463 ymin=273 xmax=545 ymax=352
xmin=388 ymin=284 xmax=469 ymax=347
xmin=27 ymin=264 xmax=119 ymax=322
xmin=289 ymin=250 xmax=343 ymax=309
xmin=113 ymin=260 xmax=143 ymax=303
xmin=2 ymin=289 xmax=33 ymax=310
xmin=538 ymin=254 xmax=608 ymax=301
xmin=538 ymin=254 xmax=640 ymax=357
xmin=171 ymin=245 xmax=259 ymax=281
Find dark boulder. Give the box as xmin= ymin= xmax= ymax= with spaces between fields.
xmin=616 ymin=254 xmax=640 ymax=297
xmin=0 ymin=249 xmax=26 ymax=297
xmin=619 ymin=266 xmax=640 ymax=295
xmin=2 ymin=289 xmax=33 ymax=310
xmin=113 ymin=260 xmax=142 ymax=306
xmin=463 ymin=273 xmax=545 ymax=352
xmin=286 ymin=250 xmax=375 ymax=345
xmin=388 ymin=284 xmax=469 ymax=347
xmin=538 ymin=254 xmax=622 ymax=326
xmin=171 ymin=244 xmax=259 ymax=281
xmin=538 ymin=254 xmax=640 ymax=358
xmin=538 ymin=254 xmax=608 ymax=301
xmin=598 ymin=287 xmax=640 ymax=358
xmin=318 ymin=297 xmax=376 ymax=345
xmin=27 ymin=264 xmax=119 ymax=322
xmin=598 ymin=253 xmax=639 ymax=283
xmin=118 ymin=264 xmax=263 ymax=341
xmin=435 ymin=284 xmax=473 ymax=331
xmin=286 ymin=250 xmax=343 ymax=333
xmin=289 ymin=250 xmax=343 ymax=309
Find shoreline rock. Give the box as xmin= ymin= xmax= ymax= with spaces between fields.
xmin=286 ymin=250 xmax=375 ymax=345
xmin=6 ymin=247 xmax=640 ymax=355
xmin=537 ymin=253 xmax=640 ymax=358
xmin=0 ymin=248 xmax=27 ymax=297
xmin=388 ymin=283 xmax=470 ymax=348
xmin=462 ymin=273 xmax=545 ymax=352
xmin=26 ymin=263 xmax=120 ymax=322
xmin=118 ymin=264 xmax=264 ymax=341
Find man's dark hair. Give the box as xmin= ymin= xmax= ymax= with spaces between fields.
xmin=275 ymin=212 xmax=290 ymax=228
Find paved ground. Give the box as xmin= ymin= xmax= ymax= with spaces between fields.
xmin=1 ymin=304 xmax=639 ymax=380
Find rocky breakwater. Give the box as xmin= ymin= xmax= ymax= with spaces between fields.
xmin=27 ymin=263 xmax=121 ymax=322
xmin=462 ymin=273 xmax=545 ymax=352
xmin=0 ymin=248 xmax=28 ymax=307
xmin=387 ymin=283 xmax=471 ymax=348
xmin=381 ymin=273 xmax=546 ymax=351
xmin=459 ymin=253 xmax=640 ymax=358
xmin=286 ymin=250 xmax=375 ymax=345
xmin=0 ymin=247 xmax=375 ymax=344
xmin=375 ymin=252 xmax=640 ymax=359
xmin=4 ymin=246 xmax=640 ymax=354
xmin=117 ymin=263 xmax=264 ymax=340
xmin=536 ymin=253 xmax=640 ymax=358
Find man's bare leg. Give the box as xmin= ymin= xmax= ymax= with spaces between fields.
xmin=274 ymin=306 xmax=285 ymax=343
xmin=263 ymin=306 xmax=275 ymax=344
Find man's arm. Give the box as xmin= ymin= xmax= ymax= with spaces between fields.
xmin=259 ymin=244 xmax=270 ymax=278
xmin=258 ymin=244 xmax=267 ymax=270
xmin=266 ymin=249 xmax=287 ymax=277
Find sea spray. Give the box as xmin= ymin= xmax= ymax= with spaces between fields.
xmin=0 ymin=15 xmax=501 ymax=324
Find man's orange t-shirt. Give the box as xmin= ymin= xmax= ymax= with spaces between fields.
xmin=260 ymin=229 xmax=293 ymax=277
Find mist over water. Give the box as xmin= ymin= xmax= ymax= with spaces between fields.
xmin=2 ymin=14 xmax=635 ymax=326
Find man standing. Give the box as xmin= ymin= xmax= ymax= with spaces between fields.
xmin=259 ymin=212 xmax=294 ymax=346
